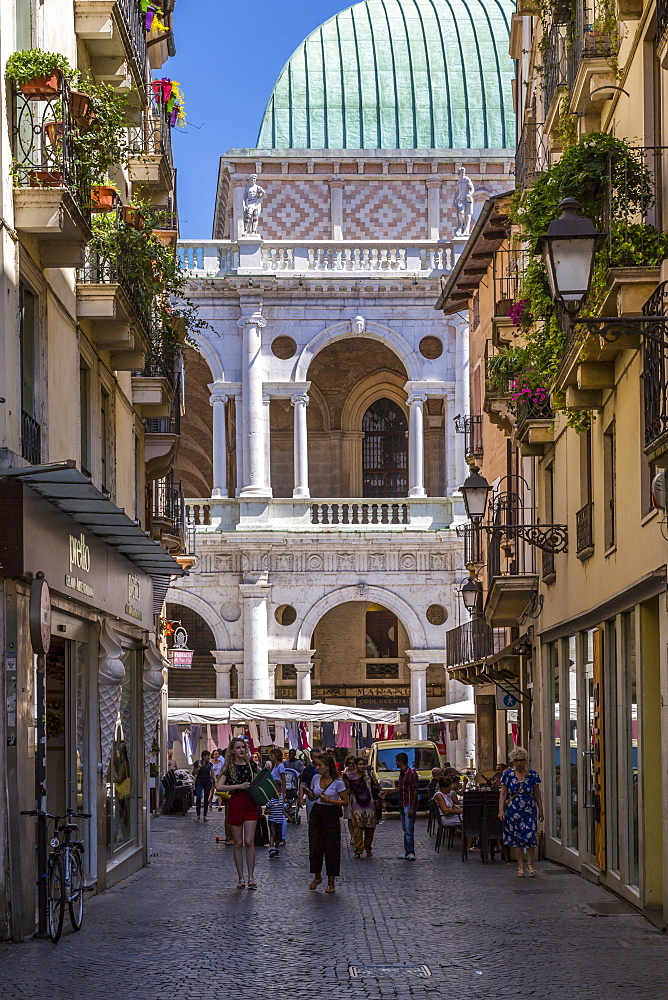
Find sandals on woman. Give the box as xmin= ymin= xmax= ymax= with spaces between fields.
xmin=325 ymin=882 xmax=336 ymax=894
xmin=308 ymin=875 xmax=322 ymax=890
xmin=527 ymin=865 xmax=537 ymax=878
xmin=236 ymin=878 xmax=246 ymax=888
xmin=516 ymin=867 xmax=525 ymax=877
xmin=247 ymin=879 xmax=257 ymax=890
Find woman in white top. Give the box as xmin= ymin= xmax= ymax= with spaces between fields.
xmin=433 ymin=777 xmax=463 ymax=826
xmin=302 ymin=753 xmax=349 ymax=893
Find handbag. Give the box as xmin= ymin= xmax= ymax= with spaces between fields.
xmin=254 ymin=814 xmax=269 ymax=846
xmin=248 ymin=768 xmax=279 ymax=806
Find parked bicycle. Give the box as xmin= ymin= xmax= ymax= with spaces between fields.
xmin=21 ymin=808 xmax=91 ymax=943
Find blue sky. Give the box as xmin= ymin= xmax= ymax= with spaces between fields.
xmin=169 ymin=0 xmax=350 ymax=238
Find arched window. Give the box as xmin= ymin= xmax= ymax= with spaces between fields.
xmin=362 ymin=398 xmax=408 ymax=497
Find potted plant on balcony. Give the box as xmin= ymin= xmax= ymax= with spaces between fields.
xmin=121 ymin=204 xmax=146 ymax=230
xmin=151 ymin=78 xmax=173 ymax=104
xmin=91 ymin=182 xmax=119 ymax=212
xmin=69 ymin=78 xmax=130 ymax=211
xmin=5 ymin=49 xmax=72 ymax=97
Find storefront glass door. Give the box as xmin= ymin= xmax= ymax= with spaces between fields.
xmin=107 ymin=646 xmax=139 ymax=856
xmin=583 ymin=630 xmax=597 ymax=866
xmin=45 ymin=635 xmax=89 ymax=829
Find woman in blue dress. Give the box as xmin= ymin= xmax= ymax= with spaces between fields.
xmin=498 ymin=746 xmax=544 ymax=877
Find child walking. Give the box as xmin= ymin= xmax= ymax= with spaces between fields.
xmin=266 ymin=793 xmax=287 ymax=858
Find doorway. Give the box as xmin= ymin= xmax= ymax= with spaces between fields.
xmin=362 ymin=398 xmax=408 ymax=497
xmin=45 ymin=636 xmax=89 ymax=822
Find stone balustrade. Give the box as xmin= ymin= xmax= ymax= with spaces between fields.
xmin=178 ymin=240 xmax=455 ymax=278
xmin=185 ymin=496 xmax=465 ymax=532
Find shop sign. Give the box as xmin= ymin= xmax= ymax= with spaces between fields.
xmin=65 ymin=532 xmax=93 ymax=597
xmin=29 ymin=575 xmax=51 ymax=655
xmin=168 ymin=625 xmax=193 ymax=668
xmin=125 ymin=573 xmax=143 ymax=621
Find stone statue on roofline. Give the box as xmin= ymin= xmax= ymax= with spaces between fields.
xmin=242 ymin=174 xmax=266 ymax=236
xmin=454 ymin=166 xmax=475 ymax=237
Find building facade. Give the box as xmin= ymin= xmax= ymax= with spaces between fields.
xmin=0 ymin=0 xmax=186 ymax=939
xmin=439 ymin=0 xmax=668 ymax=926
xmin=168 ymin=0 xmax=515 ymax=755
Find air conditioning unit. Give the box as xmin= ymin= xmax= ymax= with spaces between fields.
xmin=651 ymin=469 xmax=668 ymax=510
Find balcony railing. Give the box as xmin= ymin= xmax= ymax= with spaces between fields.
xmin=515 ymin=123 xmax=550 ymax=191
xmin=145 ymin=373 xmax=181 ymax=434
xmin=446 ymin=618 xmax=506 ymax=669
xmin=178 ymin=240 xmax=454 ymax=278
xmin=544 ymin=21 xmax=570 ymax=113
xmin=12 ymin=78 xmax=90 ymax=222
xmin=184 ymin=495 xmax=459 ymax=532
xmin=515 ymin=397 xmax=554 ymax=438
xmin=78 ymin=247 xmax=151 ymax=339
xmin=576 ymin=501 xmax=594 ymax=557
xmin=118 ymin=0 xmax=148 ymax=72
xmin=643 ymin=281 xmax=668 ymax=457
xmin=21 ymin=410 xmax=41 ymax=465
xmin=493 ymin=246 xmax=524 ymax=314
xmin=129 ymin=97 xmax=173 ymax=172
xmin=458 ymin=523 xmax=484 ymax=567
xmin=487 ymin=491 xmax=537 ymax=581
xmin=454 ymin=414 xmax=483 ymax=461
xmin=485 ymin=341 xmax=514 ymax=398
xmin=569 ymin=0 xmax=617 ymax=89
xmin=153 ymin=472 xmax=185 ymax=525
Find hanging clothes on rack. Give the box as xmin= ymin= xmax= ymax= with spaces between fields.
xmin=258 ymin=719 xmax=271 ymax=746
xmin=336 ymin=721 xmax=352 ymax=747
xmin=167 ymin=723 xmax=179 ymax=748
xmin=387 ymin=725 xmax=395 ymax=741
xmin=181 ymin=729 xmax=194 ymax=764
xmin=286 ymin=721 xmax=299 ymax=750
xmin=207 ymin=725 xmax=217 ymax=753
xmin=439 ymin=722 xmax=447 ymax=749
xmin=190 ymin=724 xmax=202 ymax=755
xmin=299 ymin=721 xmax=308 ymax=750
xmin=217 ymin=723 xmax=232 ymax=748
xmin=274 ymin=723 xmax=286 ymax=747
xmin=320 ymin=721 xmax=335 ymax=747
xmin=249 ymin=722 xmax=261 ymax=751
xmin=245 ymin=727 xmax=256 ymax=753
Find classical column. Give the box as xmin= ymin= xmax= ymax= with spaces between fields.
xmin=235 ymin=665 xmax=245 ymax=700
xmin=209 ymin=386 xmax=228 ymax=498
xmin=328 ymin=177 xmax=345 ymax=239
xmin=212 ymin=663 xmax=232 ymax=699
xmin=268 ymin=662 xmax=277 ymax=699
xmin=406 ymin=652 xmax=429 ymax=740
xmin=426 ymin=177 xmax=442 ymax=240
xmin=239 ymin=311 xmax=270 ymax=497
xmin=232 ymin=183 xmax=244 ymax=239
xmin=407 ymin=393 xmax=427 ymax=498
xmin=291 ymin=393 xmax=310 ymax=498
xmin=239 ymin=578 xmax=271 ymax=699
xmin=292 ymin=652 xmax=315 ymax=700
xmin=263 ymin=396 xmax=272 ymax=493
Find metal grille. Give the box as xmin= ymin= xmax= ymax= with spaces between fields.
xmin=118 ymin=0 xmax=148 ymax=72
xmin=544 ymin=21 xmax=569 ymax=112
xmin=569 ymin=0 xmax=617 ymax=89
xmin=21 ymin=410 xmax=41 ymax=465
xmin=362 ymin=398 xmax=408 ymax=498
xmin=455 ymin=414 xmax=483 ymax=460
xmin=12 ymin=77 xmax=90 ymax=223
xmin=515 ymin=397 xmax=553 ymax=437
xmin=493 ymin=245 xmax=524 ymax=313
xmin=515 ymin=122 xmax=550 ymax=190
xmin=487 ymin=490 xmax=537 ymax=581
xmin=145 ymin=372 xmax=181 ymax=434
xmin=128 ymin=95 xmax=173 ymax=172
xmin=642 ymin=282 xmax=668 ymax=452
xmin=153 ymin=472 xmax=184 ymax=523
xmin=576 ymin=502 xmax=594 ymax=556
xmin=78 ymin=245 xmax=151 ymax=340
xmin=446 ymin=619 xmax=506 ymax=668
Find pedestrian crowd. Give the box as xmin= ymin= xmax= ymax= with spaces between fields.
xmin=187 ymin=738 xmax=543 ymax=891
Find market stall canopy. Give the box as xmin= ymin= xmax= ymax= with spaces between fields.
xmin=410 ymin=699 xmax=475 ymax=724
xmin=167 ymin=702 xmax=400 ymax=725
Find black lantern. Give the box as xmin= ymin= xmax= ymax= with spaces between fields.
xmin=461 ymin=577 xmax=482 ymax=615
xmin=536 ymin=198 xmax=606 ymax=314
xmin=460 ymin=465 xmax=491 ymax=523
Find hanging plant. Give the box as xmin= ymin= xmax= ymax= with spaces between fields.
xmin=5 ymin=49 xmax=73 ymax=95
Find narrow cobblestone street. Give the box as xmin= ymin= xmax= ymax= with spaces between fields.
xmin=1 ymin=813 xmax=666 ymax=999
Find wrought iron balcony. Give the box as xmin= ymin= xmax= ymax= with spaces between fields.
xmin=575 ymin=501 xmax=594 ymax=558
xmin=153 ymin=472 xmax=184 ymax=524
xmin=455 ymin=414 xmax=483 ymax=461
xmin=568 ymin=0 xmax=617 ymax=88
xmin=515 ymin=397 xmax=553 ymax=437
xmin=12 ymin=77 xmax=90 ymax=222
xmin=446 ymin=618 xmax=506 ymax=669
xmin=78 ymin=246 xmax=151 ymax=340
xmin=128 ymin=96 xmax=173 ymax=173
xmin=21 ymin=410 xmax=41 ymax=465
xmin=145 ymin=372 xmax=181 ymax=435
xmin=544 ymin=21 xmax=569 ymax=113
xmin=642 ymin=281 xmax=668 ymax=461
xmin=541 ymin=547 xmax=555 ymax=582
xmin=118 ymin=0 xmax=149 ymax=73
xmin=515 ymin=123 xmax=550 ymax=191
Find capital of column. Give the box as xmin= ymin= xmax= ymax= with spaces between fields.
xmin=213 ymin=663 xmax=232 ymax=676
xmin=291 ymin=393 xmax=310 ymax=407
xmin=328 ymin=177 xmax=346 ymax=189
xmin=405 ymin=651 xmax=430 ymax=673
xmin=239 ymin=580 xmax=271 ymax=601
xmin=212 ymin=650 xmax=243 ymax=665
xmin=425 ymin=177 xmax=442 ymax=189
xmin=238 ymin=312 xmax=267 ymax=330
xmin=294 ymin=663 xmax=313 ymax=676
xmin=209 ymin=392 xmax=228 ymax=406
xmin=407 ymin=393 xmax=428 ymax=406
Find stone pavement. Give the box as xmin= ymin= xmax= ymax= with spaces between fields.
xmin=1 ymin=811 xmax=667 ymax=1000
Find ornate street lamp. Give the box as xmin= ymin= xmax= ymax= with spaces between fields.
xmin=536 ymin=198 xmax=605 ymax=314
xmin=460 ymin=465 xmax=491 ymax=523
xmin=460 ymin=576 xmax=483 ymax=616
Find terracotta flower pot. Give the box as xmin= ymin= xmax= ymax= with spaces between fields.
xmin=20 ymin=71 xmax=62 ymax=98
xmin=69 ymin=90 xmax=92 ymax=127
xmin=121 ymin=205 xmax=146 ymax=231
xmin=152 ymin=228 xmax=178 ymax=250
xmin=91 ymin=184 xmax=118 ymax=212
xmin=43 ymin=121 xmax=64 ymax=146
xmin=29 ymin=170 xmax=64 ymax=187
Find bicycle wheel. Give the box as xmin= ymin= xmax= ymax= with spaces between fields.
xmin=68 ymin=850 xmax=84 ymax=931
xmin=47 ymin=853 xmax=65 ymax=943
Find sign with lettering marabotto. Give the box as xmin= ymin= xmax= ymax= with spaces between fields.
xmin=168 ymin=648 xmax=194 ymax=668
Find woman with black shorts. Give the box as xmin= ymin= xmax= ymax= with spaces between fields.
xmin=219 ymin=737 xmax=259 ymax=888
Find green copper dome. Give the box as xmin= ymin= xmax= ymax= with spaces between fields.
xmin=257 ymin=0 xmax=515 ymax=150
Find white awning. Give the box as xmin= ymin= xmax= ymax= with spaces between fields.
xmin=410 ymin=699 xmax=475 ymax=724
xmin=167 ymin=701 xmax=400 ymax=725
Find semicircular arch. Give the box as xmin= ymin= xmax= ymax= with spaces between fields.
xmin=296 ymin=585 xmax=427 ymax=652
xmin=188 ymin=330 xmax=225 ymax=382
xmin=295 ymin=321 xmax=420 ymax=383
xmin=341 ymin=369 xmax=408 ymax=432
xmin=165 ymin=587 xmax=229 ymax=650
